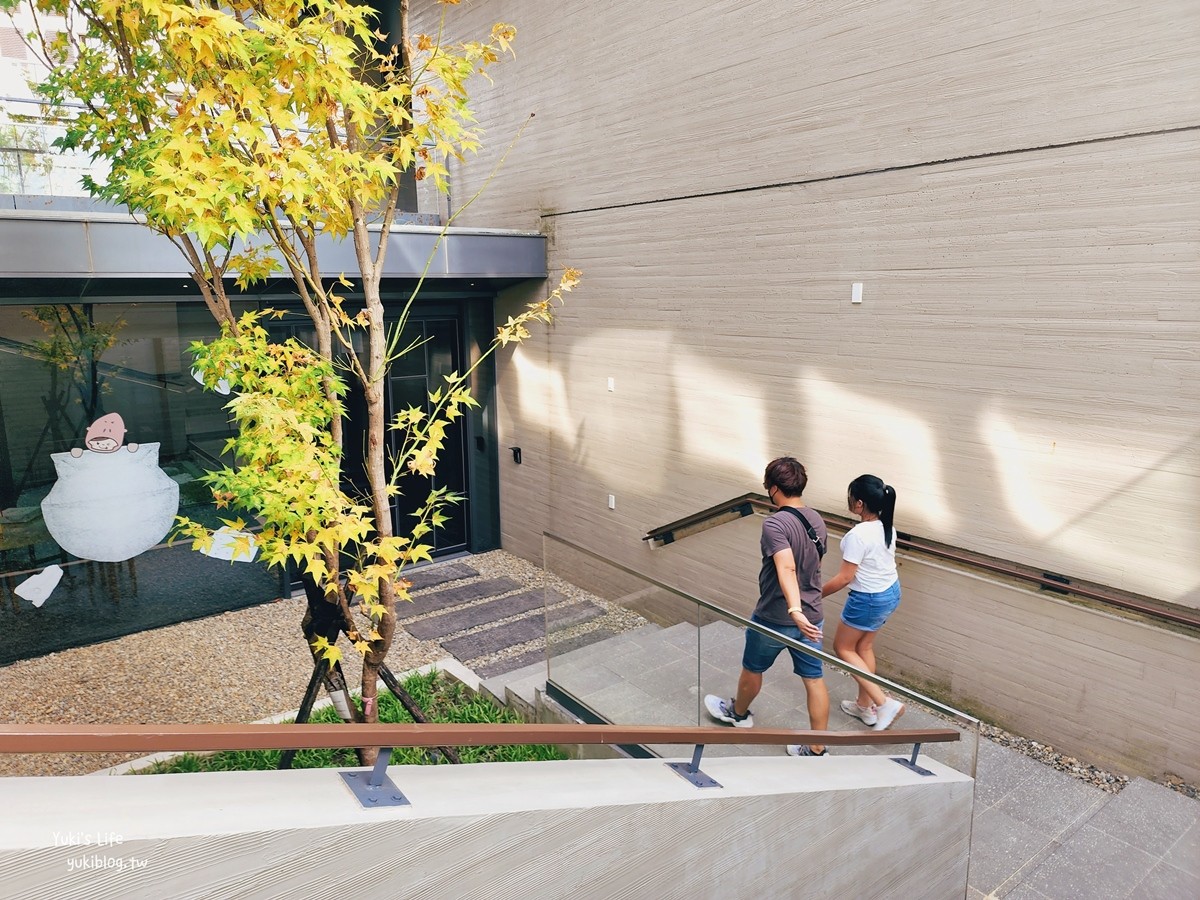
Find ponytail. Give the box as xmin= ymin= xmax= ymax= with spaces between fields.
xmin=848 ymin=474 xmax=897 ymax=547
xmin=881 ymin=484 xmax=896 ymax=549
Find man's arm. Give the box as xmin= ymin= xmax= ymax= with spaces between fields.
xmin=773 ymin=548 xmax=822 ymax=641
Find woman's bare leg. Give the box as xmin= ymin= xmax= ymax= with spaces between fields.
xmin=833 ymin=622 xmax=886 ymax=708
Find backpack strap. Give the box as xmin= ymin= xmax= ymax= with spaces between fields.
xmin=780 ymin=506 xmax=826 ymax=559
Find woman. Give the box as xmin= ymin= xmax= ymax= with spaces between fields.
xmin=822 ymin=474 xmax=905 ymax=730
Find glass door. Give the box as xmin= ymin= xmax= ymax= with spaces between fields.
xmin=386 ymin=317 xmax=468 ymax=554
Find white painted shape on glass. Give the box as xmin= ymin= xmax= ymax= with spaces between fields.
xmin=191 ymin=367 xmax=231 ymax=395
xmin=14 ymin=564 xmax=63 ymax=608
xmin=40 ymin=442 xmax=180 ymax=562
xmin=199 ymin=527 xmax=259 ymax=563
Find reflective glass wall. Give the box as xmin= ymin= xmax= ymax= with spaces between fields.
xmin=0 ymin=299 xmax=284 ymax=665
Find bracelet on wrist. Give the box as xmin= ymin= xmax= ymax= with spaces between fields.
xmin=787 ymin=606 xmax=804 ymax=615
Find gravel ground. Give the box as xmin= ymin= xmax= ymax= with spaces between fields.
xmin=0 ymin=590 xmax=446 ymax=778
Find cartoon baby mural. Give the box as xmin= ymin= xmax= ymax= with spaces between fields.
xmin=70 ymin=412 xmax=139 ymax=457
xmin=40 ymin=412 xmax=179 ymax=563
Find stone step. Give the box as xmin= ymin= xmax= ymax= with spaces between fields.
xmin=548 ymin=626 xmax=625 ymax=658
xmin=405 ymin=588 xmax=547 ymax=640
xmin=549 ymin=621 xmax=690 ymax=670
xmin=402 ymin=560 xmax=479 ymax=592
xmin=399 ymin=576 xmax=523 ymax=618
xmin=440 ymin=598 xmax=609 ymax=663
xmin=546 ymin=594 xmax=603 ymax=631
xmin=442 ymin=614 xmax=545 ymax=661
xmin=479 ymin=657 xmax=547 ymax=718
xmin=476 ymin=648 xmax=547 ymax=680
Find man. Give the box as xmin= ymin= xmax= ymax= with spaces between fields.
xmin=704 ymin=456 xmax=830 ymax=756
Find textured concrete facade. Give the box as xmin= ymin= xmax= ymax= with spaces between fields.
xmin=413 ymin=1 xmax=1200 ymax=782
xmin=0 ymin=755 xmax=971 ymax=899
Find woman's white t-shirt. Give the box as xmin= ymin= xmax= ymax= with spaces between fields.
xmin=840 ymin=520 xmax=898 ymax=592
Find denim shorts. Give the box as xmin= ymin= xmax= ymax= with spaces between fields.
xmin=840 ymin=581 xmax=902 ymax=632
xmin=742 ymin=615 xmax=824 ymax=680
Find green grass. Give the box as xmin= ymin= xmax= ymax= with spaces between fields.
xmin=137 ymin=669 xmax=567 ymax=774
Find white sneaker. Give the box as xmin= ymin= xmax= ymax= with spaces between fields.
xmin=840 ymin=699 xmax=878 ymax=726
xmin=703 ymin=694 xmax=754 ymax=728
xmin=787 ymin=744 xmax=828 ymax=757
xmin=872 ymin=698 xmax=906 ymax=731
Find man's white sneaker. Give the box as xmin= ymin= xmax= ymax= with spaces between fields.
xmin=872 ymin=698 xmax=906 ymax=731
xmin=703 ymin=694 xmax=754 ymax=728
xmin=840 ymin=699 xmax=878 ymax=726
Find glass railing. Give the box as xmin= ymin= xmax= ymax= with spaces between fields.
xmin=543 ymin=531 xmax=979 ymax=778
xmin=0 ymin=97 xmax=448 ymax=223
xmin=0 ymin=103 xmax=101 ymax=197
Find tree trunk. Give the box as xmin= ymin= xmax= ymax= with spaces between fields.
xmin=358 ymin=283 xmax=394 ymax=765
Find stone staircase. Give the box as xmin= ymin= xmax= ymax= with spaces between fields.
xmin=398 ymin=556 xmax=1200 ymax=900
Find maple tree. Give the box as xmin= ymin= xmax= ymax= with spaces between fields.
xmin=4 ymin=0 xmax=577 ymax=758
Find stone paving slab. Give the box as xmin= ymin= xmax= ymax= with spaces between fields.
xmin=548 ymin=623 xmax=660 ymax=663
xmin=1003 ymin=777 xmax=1200 ymax=900
xmin=405 ymin=589 xmax=546 ymax=640
xmin=1132 ymin=859 xmax=1200 ymax=899
xmin=974 ymin=737 xmax=1053 ymax=809
xmin=546 ymin=596 xmax=603 ymax=630
xmin=551 ymin=657 xmax=627 ymax=695
xmin=400 ymin=576 xmax=522 ymax=617
xmin=1083 ymin=776 xmax=1200 ymax=859
xmin=968 ymin=805 xmax=1059 ymax=896
xmin=403 ymin=561 xmax=478 ymax=591
xmin=442 ymin=614 xmax=545 ymax=661
xmin=1165 ymin=818 xmax=1200 ymax=878
xmin=1019 ymin=823 xmax=1159 ymax=900
xmin=991 ymin=763 xmax=1107 ymax=838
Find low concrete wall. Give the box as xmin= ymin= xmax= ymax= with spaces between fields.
xmin=0 ymin=755 xmax=972 ymax=899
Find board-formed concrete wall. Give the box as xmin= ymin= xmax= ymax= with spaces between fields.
xmin=0 ymin=755 xmax=971 ymax=899
xmin=412 ymin=0 xmax=1200 ymax=785
xmin=416 ymin=0 xmax=1199 ymax=610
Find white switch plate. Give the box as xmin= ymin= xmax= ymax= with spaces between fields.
xmin=607 ymin=377 xmax=615 ymax=392
xmin=607 ymin=494 xmax=616 ymax=510
xmin=851 ymin=283 xmax=863 ymax=304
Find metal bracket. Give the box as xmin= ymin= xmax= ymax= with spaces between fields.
xmin=891 ymin=743 xmax=935 ymax=777
xmin=666 ymin=744 xmax=722 ymax=789
xmin=340 ymin=748 xmax=412 ymax=808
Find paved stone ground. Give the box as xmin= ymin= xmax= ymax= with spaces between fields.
xmin=399 ymin=555 xmax=1200 ymax=900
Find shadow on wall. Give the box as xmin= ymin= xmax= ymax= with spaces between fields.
xmin=506 ymin=317 xmax=1199 ymax=607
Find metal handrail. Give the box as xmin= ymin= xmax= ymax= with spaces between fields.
xmin=0 ymin=722 xmax=959 ymax=755
xmin=645 ymin=494 xmax=1200 ymax=631
xmin=545 ymin=531 xmax=980 ymax=728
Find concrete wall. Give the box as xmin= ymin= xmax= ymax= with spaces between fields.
xmin=411 ymin=0 xmax=1200 ymax=783
xmin=0 ymin=755 xmax=971 ymax=899
xmin=416 ymin=0 xmax=1199 ymax=607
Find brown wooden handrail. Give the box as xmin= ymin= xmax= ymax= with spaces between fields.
xmin=0 ymin=722 xmax=960 ymax=755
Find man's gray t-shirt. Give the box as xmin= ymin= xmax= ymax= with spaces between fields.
xmin=754 ymin=507 xmax=826 ymax=626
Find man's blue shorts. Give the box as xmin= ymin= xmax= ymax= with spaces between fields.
xmin=742 ymin=615 xmax=824 ymax=680
xmin=840 ymin=581 xmax=902 ymax=632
